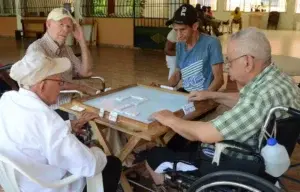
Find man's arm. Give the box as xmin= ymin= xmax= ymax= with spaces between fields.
xmin=208 ymin=63 xmax=224 ymax=91
xmin=152 ymin=110 xmax=223 ymax=143
xmin=168 ymin=70 xmax=181 ymax=87
xmin=45 ymin=117 xmax=107 ymax=177
xmin=188 ymin=91 xmax=239 ymax=108
xmin=164 ymin=40 xmax=176 ymax=56
xmin=73 ymin=23 xmax=93 ymax=77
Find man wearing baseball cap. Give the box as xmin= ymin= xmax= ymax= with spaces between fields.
xmin=0 ymin=52 xmax=121 ymax=192
xmin=166 ymin=4 xmax=223 ymax=94
xmin=26 ymin=8 xmax=99 ymax=119
xmin=164 ymin=4 xmax=224 ymax=151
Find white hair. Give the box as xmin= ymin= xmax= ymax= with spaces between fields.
xmin=230 ymin=27 xmax=271 ymax=64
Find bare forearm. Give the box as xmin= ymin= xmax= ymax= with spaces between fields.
xmin=165 ymin=49 xmax=176 ymax=56
xmin=208 ymin=77 xmax=224 ymax=91
xmin=211 ymin=92 xmax=239 ymax=108
xmin=166 ymin=118 xmax=223 ymax=143
xmin=167 ymin=117 xmax=201 ymax=141
xmin=168 ymin=71 xmax=181 ymax=87
xmin=79 ymin=41 xmax=93 ymax=77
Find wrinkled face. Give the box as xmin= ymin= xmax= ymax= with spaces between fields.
xmin=226 ymin=41 xmax=248 ymax=83
xmin=40 ymin=74 xmax=64 ymax=105
xmin=173 ymin=23 xmax=197 ymax=42
xmin=46 ymin=17 xmax=73 ymax=45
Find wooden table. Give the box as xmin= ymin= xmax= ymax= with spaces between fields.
xmin=59 ymin=84 xmax=220 ymax=192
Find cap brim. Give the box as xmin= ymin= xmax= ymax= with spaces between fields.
xmin=48 ymin=15 xmax=76 ymax=24
xmin=47 ymin=57 xmax=72 ymax=77
xmin=165 ymin=19 xmax=174 ymax=26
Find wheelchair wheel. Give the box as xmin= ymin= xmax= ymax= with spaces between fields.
xmin=187 ymin=171 xmax=281 ymax=192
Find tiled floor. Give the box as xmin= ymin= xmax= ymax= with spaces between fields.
xmin=0 ymin=30 xmax=299 ymax=191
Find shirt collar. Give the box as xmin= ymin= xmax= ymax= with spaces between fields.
xmin=43 ymin=32 xmax=62 ymax=55
xmin=19 ymin=88 xmax=42 ymax=101
xmin=240 ymin=63 xmax=276 ymax=96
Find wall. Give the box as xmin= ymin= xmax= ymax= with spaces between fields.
xmin=213 ymin=0 xmax=300 ymax=30
xmin=0 ymin=17 xmax=17 ymax=37
xmin=84 ymin=18 xmax=134 ymax=47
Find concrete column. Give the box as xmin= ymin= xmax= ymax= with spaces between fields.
xmin=74 ymin=0 xmax=83 ymax=21
xmin=15 ymin=0 xmax=22 ymax=30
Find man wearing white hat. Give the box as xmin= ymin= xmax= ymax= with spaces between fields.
xmin=26 ymin=8 xmax=98 ymax=117
xmin=0 ymin=52 xmax=121 ymax=192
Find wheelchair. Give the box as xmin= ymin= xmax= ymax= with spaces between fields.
xmin=161 ymin=106 xmax=300 ymax=192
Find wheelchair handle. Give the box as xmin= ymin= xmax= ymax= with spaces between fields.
xmin=287 ymin=107 xmax=300 ymax=117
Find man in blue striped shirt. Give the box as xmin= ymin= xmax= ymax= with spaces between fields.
xmin=167 ymin=4 xmax=224 ymax=92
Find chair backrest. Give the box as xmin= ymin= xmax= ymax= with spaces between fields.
xmin=0 ymin=154 xmax=80 ymax=191
xmin=268 ymin=11 xmax=280 ymax=24
xmin=265 ymin=116 xmax=300 ymax=157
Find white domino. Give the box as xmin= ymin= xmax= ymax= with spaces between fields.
xmin=99 ymin=108 xmax=104 ymax=118
xmin=131 ymin=96 xmax=144 ymax=100
xmin=115 ymin=96 xmax=130 ymax=102
xmin=125 ymin=111 xmax=140 ymax=117
xmin=109 ymin=111 xmax=118 ymax=122
xmin=70 ymin=105 xmax=85 ymax=112
xmin=118 ymin=103 xmax=133 ymax=110
xmin=160 ymin=85 xmax=176 ymax=91
xmin=182 ymin=102 xmax=196 ymax=115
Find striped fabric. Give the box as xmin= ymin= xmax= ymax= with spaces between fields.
xmin=181 ymin=59 xmax=205 ymax=92
xmin=26 ymin=33 xmax=82 ymax=109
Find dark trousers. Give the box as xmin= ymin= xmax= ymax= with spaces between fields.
xmin=55 ymin=109 xmax=70 ymax=120
xmin=83 ymin=156 xmax=122 ymax=192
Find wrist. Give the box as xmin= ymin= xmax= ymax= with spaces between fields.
xmin=79 ymin=40 xmax=87 ymax=47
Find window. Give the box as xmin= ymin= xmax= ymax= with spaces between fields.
xmin=190 ymin=0 xmax=217 ymax=10
xmin=295 ymin=0 xmax=300 ymax=13
xmin=0 ymin=0 xmax=15 ymax=16
xmin=20 ymin=0 xmax=74 ymax=17
xmin=225 ymin=0 xmax=286 ymax=12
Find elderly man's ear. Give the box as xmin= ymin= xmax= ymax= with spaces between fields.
xmin=245 ymin=56 xmax=255 ymax=73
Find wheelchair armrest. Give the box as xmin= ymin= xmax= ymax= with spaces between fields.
xmin=60 ymin=90 xmax=84 ymax=98
xmin=72 ymin=76 xmax=106 ymax=92
xmin=219 ymin=140 xmax=255 ymax=152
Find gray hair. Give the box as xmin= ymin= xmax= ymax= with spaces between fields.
xmin=230 ymin=27 xmax=271 ymax=64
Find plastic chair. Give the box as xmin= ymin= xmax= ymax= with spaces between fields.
xmin=0 ymin=153 xmax=103 ymax=192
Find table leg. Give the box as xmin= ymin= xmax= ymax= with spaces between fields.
xmin=118 ymin=136 xmax=141 ymax=162
xmin=89 ymin=121 xmax=113 ymax=155
xmin=120 ymin=173 xmax=133 ymax=192
xmin=163 ymin=130 xmax=176 ymax=144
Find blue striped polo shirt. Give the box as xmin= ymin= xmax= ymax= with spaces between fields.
xmin=176 ymin=34 xmax=223 ymax=92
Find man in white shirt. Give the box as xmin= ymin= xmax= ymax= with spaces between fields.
xmin=0 ymin=52 xmax=121 ymax=192
xmin=165 ymin=29 xmax=177 ymax=80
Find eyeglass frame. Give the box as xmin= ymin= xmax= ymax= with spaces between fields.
xmin=44 ymin=78 xmax=66 ymax=86
xmin=225 ymin=55 xmax=254 ymax=67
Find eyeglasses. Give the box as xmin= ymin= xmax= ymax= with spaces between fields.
xmin=225 ymin=55 xmax=247 ymax=65
xmin=44 ymin=78 xmax=65 ymax=86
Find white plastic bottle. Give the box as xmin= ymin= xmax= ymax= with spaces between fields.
xmin=261 ymin=138 xmax=290 ymax=177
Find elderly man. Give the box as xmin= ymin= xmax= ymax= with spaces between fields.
xmin=145 ymin=27 xmax=300 ymax=187
xmin=0 ymin=52 xmax=121 ymax=192
xmin=26 ymin=8 xmax=97 ymax=117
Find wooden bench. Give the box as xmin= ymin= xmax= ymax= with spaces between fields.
xmin=21 ymin=19 xmax=46 ymax=38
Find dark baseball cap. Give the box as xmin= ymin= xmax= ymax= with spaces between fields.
xmin=166 ymin=4 xmax=198 ymax=26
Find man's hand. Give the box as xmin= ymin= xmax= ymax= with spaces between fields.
xmin=73 ymin=22 xmax=85 ymax=43
xmin=71 ymin=112 xmax=98 ymax=133
xmin=151 ymin=110 xmax=176 ymax=126
xmin=188 ymin=91 xmax=213 ymax=102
